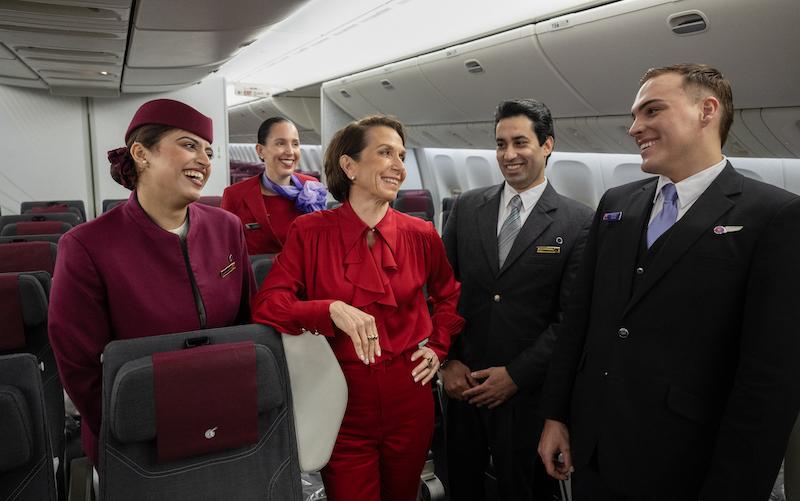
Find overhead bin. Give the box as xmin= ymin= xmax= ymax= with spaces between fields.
xmin=739 ymin=109 xmax=794 ymax=158
xmin=322 ymin=78 xmax=380 ymax=121
xmin=272 ymin=96 xmax=322 ymax=133
xmin=0 ymin=0 xmax=128 ymax=96
xmin=348 ymin=58 xmax=466 ymax=124
xmin=418 ymin=24 xmax=596 ymax=120
xmin=228 ymin=102 xmax=266 ymax=144
xmin=536 ymin=0 xmax=800 ymax=115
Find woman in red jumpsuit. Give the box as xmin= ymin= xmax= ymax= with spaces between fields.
xmin=221 ymin=117 xmax=327 ymax=255
xmin=252 ymin=115 xmax=464 ymax=500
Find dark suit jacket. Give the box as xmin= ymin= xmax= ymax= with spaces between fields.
xmin=541 ymin=163 xmax=800 ymax=500
xmin=221 ymin=173 xmax=317 ymax=255
xmin=443 ymin=182 xmax=593 ymax=395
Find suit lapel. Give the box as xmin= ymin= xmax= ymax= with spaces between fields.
xmin=498 ymin=183 xmax=557 ymax=275
xmin=624 ymin=164 xmax=741 ymax=315
xmin=477 ymin=185 xmax=503 ymax=277
xmin=243 ymin=177 xmax=272 ymax=235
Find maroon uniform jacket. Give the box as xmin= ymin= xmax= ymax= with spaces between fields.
xmin=221 ymin=173 xmax=319 ymax=255
xmin=252 ymin=201 xmax=464 ymax=363
xmin=48 ymin=192 xmax=255 ymax=463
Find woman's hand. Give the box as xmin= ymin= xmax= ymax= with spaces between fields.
xmin=410 ymin=346 xmax=439 ymax=385
xmin=329 ymin=300 xmax=381 ymax=364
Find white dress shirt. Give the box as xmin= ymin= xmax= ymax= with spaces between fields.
xmin=649 ymin=157 xmax=728 ymax=223
xmin=497 ymin=178 xmax=548 ymax=235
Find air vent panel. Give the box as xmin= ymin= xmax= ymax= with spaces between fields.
xmin=667 ymin=11 xmax=708 ymax=35
xmin=464 ymin=59 xmax=484 ymax=74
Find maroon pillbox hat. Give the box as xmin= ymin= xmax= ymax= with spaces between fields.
xmin=125 ymin=99 xmax=213 ymax=143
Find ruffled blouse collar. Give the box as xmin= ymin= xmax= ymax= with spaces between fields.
xmin=336 ymin=201 xmax=398 ymax=309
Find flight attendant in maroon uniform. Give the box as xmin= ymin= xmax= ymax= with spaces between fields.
xmin=48 ymin=99 xmax=255 ymax=464
xmin=221 ymin=117 xmax=327 ymax=255
xmin=253 ymin=115 xmax=464 ymax=501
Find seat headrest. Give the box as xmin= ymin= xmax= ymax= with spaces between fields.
xmin=0 ymin=275 xmax=25 ymax=351
xmin=109 ymin=344 xmax=284 ymax=444
xmin=0 ymin=242 xmax=57 ymax=275
xmin=0 ymin=385 xmax=33 ymax=472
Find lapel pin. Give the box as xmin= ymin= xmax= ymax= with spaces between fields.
xmin=713 ymin=225 xmax=743 ymax=235
xmin=556 ymin=236 xmax=564 ymax=244
xmin=602 ymin=211 xmax=623 ymax=222
xmin=220 ymin=254 xmax=236 ymax=278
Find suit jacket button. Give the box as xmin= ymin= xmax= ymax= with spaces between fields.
xmin=493 ymin=294 xmax=501 ymax=303
xmin=635 ymin=267 xmax=645 ymax=275
xmin=618 ymin=327 xmax=629 ymax=339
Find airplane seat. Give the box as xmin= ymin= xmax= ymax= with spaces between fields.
xmin=327 ymin=200 xmax=342 ymax=210
xmin=393 ymin=189 xmax=435 ymax=221
xmin=250 ymin=254 xmax=276 ymax=287
xmin=21 ymin=200 xmax=86 ymax=223
xmin=0 ymin=213 xmax=82 ymax=235
xmin=0 ymin=220 xmax=73 ymax=237
xmin=102 ymin=199 xmax=126 ymax=213
xmin=0 ymin=353 xmax=58 ymax=501
xmin=547 ymin=159 xmax=602 ymax=209
xmin=0 ymin=241 xmax=58 ymax=277
xmin=0 ymin=274 xmax=64 ymax=499
xmin=197 ymin=196 xmax=222 ymax=207
xmin=403 ymin=211 xmax=433 ymax=222
xmin=440 ymin=195 xmax=458 ymax=230
xmin=0 ymin=234 xmax=62 ymax=244
xmin=97 ymin=324 xmax=302 ymax=501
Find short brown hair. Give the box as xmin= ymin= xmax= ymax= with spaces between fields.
xmin=324 ymin=115 xmax=406 ymax=202
xmin=640 ymin=63 xmax=733 ymax=146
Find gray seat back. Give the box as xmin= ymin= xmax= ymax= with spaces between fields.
xmin=21 ymin=200 xmax=86 ymax=223
xmin=0 ymin=213 xmax=81 ymax=234
xmin=99 ymin=324 xmax=302 ymax=501
xmin=250 ymin=254 xmax=275 ymax=287
xmin=0 ymin=353 xmax=58 ymax=501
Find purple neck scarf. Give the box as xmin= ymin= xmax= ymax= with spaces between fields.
xmin=261 ymin=172 xmax=328 ymax=214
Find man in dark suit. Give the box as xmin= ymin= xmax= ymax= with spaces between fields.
xmin=441 ymin=99 xmax=593 ymax=500
xmin=538 ymin=64 xmax=800 ymax=501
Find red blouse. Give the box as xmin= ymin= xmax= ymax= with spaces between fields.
xmin=252 ymin=202 xmax=464 ymax=362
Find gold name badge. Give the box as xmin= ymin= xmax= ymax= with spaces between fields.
xmin=536 ymin=246 xmax=561 ymax=254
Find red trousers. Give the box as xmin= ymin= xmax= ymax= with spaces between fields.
xmin=322 ymin=352 xmax=434 ymax=501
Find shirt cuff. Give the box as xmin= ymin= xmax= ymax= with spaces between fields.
xmin=290 ymin=299 xmax=336 ymax=337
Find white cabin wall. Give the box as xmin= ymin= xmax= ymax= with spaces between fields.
xmin=0 ymin=77 xmax=228 ymax=219
xmin=0 ymin=85 xmax=92 ymax=216
xmin=90 ymin=76 xmax=229 ymax=213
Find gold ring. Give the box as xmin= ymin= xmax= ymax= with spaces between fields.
xmin=368 ymin=335 xmax=378 ymax=341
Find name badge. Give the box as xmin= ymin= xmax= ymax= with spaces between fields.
xmin=536 ymin=246 xmax=561 ymax=254
xmin=602 ymin=211 xmax=623 ymax=222
xmin=220 ymin=254 xmax=236 ymax=278
xmin=245 ymin=223 xmax=261 ymax=230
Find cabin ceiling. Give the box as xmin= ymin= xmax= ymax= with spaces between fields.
xmin=0 ymin=0 xmax=309 ymax=97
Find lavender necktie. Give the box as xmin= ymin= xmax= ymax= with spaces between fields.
xmin=647 ymin=183 xmax=678 ymax=248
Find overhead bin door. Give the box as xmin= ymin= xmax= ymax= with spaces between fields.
xmin=323 ymin=78 xmax=381 ymax=121
xmin=536 ymin=0 xmax=800 ymax=114
xmin=418 ymin=25 xmax=596 ymax=120
xmin=349 ymin=58 xmax=466 ymax=125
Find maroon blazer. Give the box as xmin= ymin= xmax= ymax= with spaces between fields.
xmin=48 ymin=192 xmax=255 ymax=463
xmin=221 ymin=173 xmax=319 ymax=255
xmin=252 ymin=202 xmax=464 ymax=363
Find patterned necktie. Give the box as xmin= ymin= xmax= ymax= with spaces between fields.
xmin=647 ymin=183 xmax=679 ymax=248
xmin=498 ymin=194 xmax=522 ymax=267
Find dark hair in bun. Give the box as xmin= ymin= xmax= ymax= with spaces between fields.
xmin=108 ymin=124 xmax=174 ymax=190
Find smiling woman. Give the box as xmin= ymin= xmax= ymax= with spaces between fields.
xmin=48 ymin=99 xmax=256 ymax=465
xmin=252 ymin=115 xmax=464 ymax=501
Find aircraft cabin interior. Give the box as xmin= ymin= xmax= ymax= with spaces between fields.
xmin=0 ymin=0 xmax=798 ymax=500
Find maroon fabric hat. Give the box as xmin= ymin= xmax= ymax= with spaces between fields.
xmin=124 ymin=99 xmax=213 ymax=143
